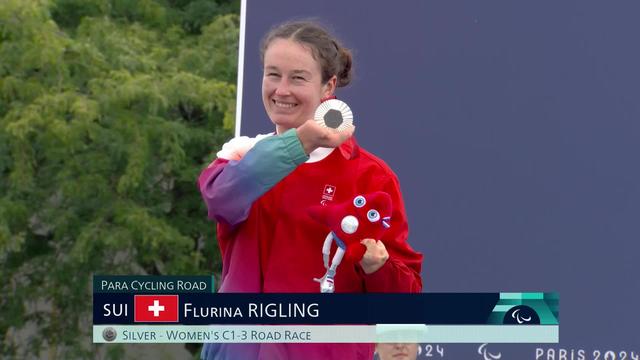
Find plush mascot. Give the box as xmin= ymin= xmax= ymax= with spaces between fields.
xmin=308 ymin=191 xmax=392 ymax=293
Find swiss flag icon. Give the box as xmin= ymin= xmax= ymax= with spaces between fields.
xmin=323 ymin=185 xmax=336 ymax=196
xmin=134 ymin=295 xmax=179 ymax=322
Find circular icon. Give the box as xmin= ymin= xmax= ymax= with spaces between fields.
xmin=503 ymin=305 xmax=540 ymax=324
xmin=102 ymin=327 xmax=117 ymax=342
xmin=314 ymin=99 xmax=353 ymax=132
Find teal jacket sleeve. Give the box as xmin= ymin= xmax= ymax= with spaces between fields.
xmin=198 ymin=129 xmax=308 ymax=226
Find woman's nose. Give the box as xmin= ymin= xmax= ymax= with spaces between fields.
xmin=274 ymin=80 xmax=291 ymax=96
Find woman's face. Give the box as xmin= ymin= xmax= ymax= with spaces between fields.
xmin=375 ymin=343 xmax=419 ymax=360
xmin=262 ymin=38 xmax=336 ymax=133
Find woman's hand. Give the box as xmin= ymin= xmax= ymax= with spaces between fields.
xmin=359 ymin=238 xmax=389 ymax=274
xmin=296 ymin=119 xmax=355 ymax=155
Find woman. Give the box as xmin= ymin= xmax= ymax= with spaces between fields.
xmin=199 ymin=20 xmax=423 ymax=360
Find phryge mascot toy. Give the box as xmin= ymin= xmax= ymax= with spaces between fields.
xmin=308 ymin=191 xmax=392 ymax=293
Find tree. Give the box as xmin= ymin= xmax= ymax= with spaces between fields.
xmin=0 ymin=0 xmax=238 ymax=358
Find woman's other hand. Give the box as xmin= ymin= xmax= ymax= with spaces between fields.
xmin=359 ymin=238 xmax=389 ymax=274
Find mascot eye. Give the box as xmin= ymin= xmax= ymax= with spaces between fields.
xmin=353 ymin=195 xmax=366 ymax=208
xmin=367 ymin=209 xmax=380 ymax=222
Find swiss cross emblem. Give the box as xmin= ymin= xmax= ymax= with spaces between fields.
xmin=134 ymin=295 xmax=179 ymax=322
xmin=322 ymin=185 xmax=336 ymax=202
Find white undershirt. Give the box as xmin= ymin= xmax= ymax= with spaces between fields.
xmin=307 ymin=147 xmax=335 ymax=163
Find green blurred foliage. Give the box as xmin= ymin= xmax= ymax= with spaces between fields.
xmin=0 ymin=0 xmax=238 ymax=358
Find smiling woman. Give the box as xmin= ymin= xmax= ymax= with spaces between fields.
xmin=262 ymin=38 xmax=330 ymax=134
xmin=198 ymin=20 xmax=423 ymax=360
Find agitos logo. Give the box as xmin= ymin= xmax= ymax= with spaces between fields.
xmin=134 ymin=295 xmax=179 ymax=322
xmin=503 ymin=305 xmax=540 ymax=325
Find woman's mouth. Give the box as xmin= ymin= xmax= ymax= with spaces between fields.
xmin=273 ymin=99 xmax=298 ymax=109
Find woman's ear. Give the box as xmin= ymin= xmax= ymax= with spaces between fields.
xmin=323 ymin=75 xmax=337 ymax=97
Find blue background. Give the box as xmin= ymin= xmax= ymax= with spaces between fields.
xmin=239 ymin=0 xmax=640 ymax=354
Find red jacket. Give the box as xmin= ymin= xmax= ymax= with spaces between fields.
xmin=198 ymin=130 xmax=423 ymax=359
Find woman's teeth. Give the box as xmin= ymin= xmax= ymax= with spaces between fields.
xmin=274 ymin=100 xmax=297 ymax=108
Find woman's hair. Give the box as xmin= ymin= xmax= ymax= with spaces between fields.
xmin=260 ymin=20 xmax=353 ymax=87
